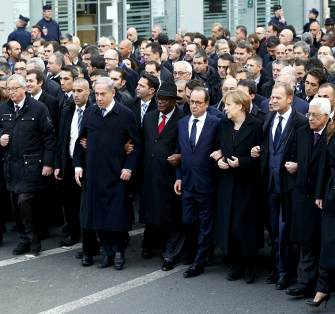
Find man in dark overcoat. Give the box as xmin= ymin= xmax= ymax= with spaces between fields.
xmin=0 ymin=74 xmax=55 ymax=256
xmin=141 ymin=81 xmax=185 ymax=270
xmin=73 ymin=77 xmax=140 ymax=270
xmin=285 ymin=97 xmax=330 ymax=297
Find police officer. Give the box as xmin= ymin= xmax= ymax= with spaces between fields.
xmin=37 ymin=4 xmax=61 ymax=42
xmin=7 ymin=15 xmax=31 ymax=50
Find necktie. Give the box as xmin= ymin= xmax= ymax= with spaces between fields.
xmin=313 ymin=132 xmax=321 ymax=146
xmin=65 ymin=94 xmax=69 ymax=101
xmin=273 ymin=115 xmax=283 ymax=149
xmin=190 ymin=118 xmax=199 ymax=151
xmin=100 ymin=107 xmax=106 ymax=117
xmin=14 ymin=105 xmax=20 ymax=117
xmin=77 ymin=108 xmax=83 ymax=131
xmin=158 ymin=114 xmax=166 ymax=135
xmin=141 ymin=102 xmax=148 ymax=124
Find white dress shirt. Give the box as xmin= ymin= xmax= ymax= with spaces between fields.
xmin=69 ymin=105 xmax=86 ymax=158
xmin=158 ymin=107 xmax=175 ymax=125
xmin=14 ymin=97 xmax=26 ymax=111
xmin=102 ymin=99 xmax=115 ymax=116
xmin=32 ymin=89 xmax=43 ymax=101
xmin=188 ymin=112 xmax=207 ymax=145
xmin=271 ymin=107 xmax=292 ymax=140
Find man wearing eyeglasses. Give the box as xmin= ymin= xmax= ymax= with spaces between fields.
xmin=0 ymin=74 xmax=55 ymax=256
xmin=285 ymin=97 xmax=330 ymax=298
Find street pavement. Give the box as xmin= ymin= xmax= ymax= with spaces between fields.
xmin=0 ymin=223 xmax=334 ymax=314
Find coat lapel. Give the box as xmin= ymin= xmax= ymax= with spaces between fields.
xmin=194 ymin=115 xmax=211 ymax=152
xmin=233 ymin=115 xmax=254 ymax=148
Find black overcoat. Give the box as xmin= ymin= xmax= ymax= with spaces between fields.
xmin=289 ymin=125 xmax=326 ymax=245
xmin=141 ymin=108 xmax=185 ymax=226
xmin=73 ymin=101 xmax=141 ymax=231
xmin=215 ymin=115 xmax=263 ymax=256
xmin=0 ymin=96 xmax=55 ymax=193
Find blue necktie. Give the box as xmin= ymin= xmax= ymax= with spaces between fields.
xmin=77 ymin=108 xmax=83 ymax=131
xmin=100 ymin=108 xmax=106 ymax=117
xmin=190 ymin=118 xmax=198 ymax=151
xmin=273 ymin=115 xmax=283 ymax=149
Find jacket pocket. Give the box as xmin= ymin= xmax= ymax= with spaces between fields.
xmin=23 ymin=154 xmax=43 ymax=179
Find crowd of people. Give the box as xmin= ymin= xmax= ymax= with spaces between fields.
xmin=0 ymin=3 xmax=335 ymax=309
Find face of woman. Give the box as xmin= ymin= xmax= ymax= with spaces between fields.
xmin=224 ymin=97 xmax=243 ymax=120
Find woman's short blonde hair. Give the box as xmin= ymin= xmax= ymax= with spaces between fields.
xmin=223 ymin=90 xmax=251 ymax=113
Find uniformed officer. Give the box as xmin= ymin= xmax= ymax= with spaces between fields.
xmin=7 ymin=15 xmax=31 ymax=51
xmin=37 ymin=5 xmax=61 ymax=42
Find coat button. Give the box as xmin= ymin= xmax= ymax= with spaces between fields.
xmin=154 ymin=139 xmax=158 ymax=143
xmin=25 ymin=161 xmax=28 ymax=164
xmin=32 ymin=118 xmax=34 ymax=120
xmin=21 ymin=118 xmax=24 ymax=120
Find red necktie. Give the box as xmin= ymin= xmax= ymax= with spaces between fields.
xmin=158 ymin=114 xmax=166 ymax=135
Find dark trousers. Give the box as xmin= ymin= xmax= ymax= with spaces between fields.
xmin=10 ymin=192 xmax=41 ymax=248
xmin=268 ymin=192 xmax=290 ymax=278
xmin=142 ymin=224 xmax=185 ymax=261
xmin=61 ymin=158 xmax=81 ymax=240
xmin=82 ymin=228 xmax=100 ymax=257
xmin=317 ymin=268 xmax=335 ymax=294
xmin=182 ymin=190 xmax=214 ymax=266
xmin=97 ymin=230 xmax=128 ymax=257
xmin=297 ymin=244 xmax=320 ymax=288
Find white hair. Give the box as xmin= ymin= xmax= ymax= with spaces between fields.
xmin=310 ymin=97 xmax=331 ymax=115
xmin=173 ymin=61 xmax=192 ymax=74
xmin=27 ymin=57 xmax=46 ymax=72
xmin=95 ymin=77 xmax=114 ymax=91
xmin=7 ymin=74 xmax=26 ymax=87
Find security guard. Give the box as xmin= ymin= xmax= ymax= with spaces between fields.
xmin=7 ymin=15 xmax=31 ymax=50
xmin=37 ymin=4 xmax=61 ymax=42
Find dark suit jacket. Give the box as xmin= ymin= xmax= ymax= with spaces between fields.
xmin=42 ymin=78 xmax=64 ymax=106
xmin=128 ymin=97 xmax=157 ymax=129
xmin=160 ymin=66 xmax=174 ymax=83
xmin=253 ymin=94 xmax=268 ymax=112
xmin=177 ymin=113 xmax=220 ymax=194
xmin=38 ymin=90 xmax=60 ymax=131
xmin=260 ymin=79 xmax=274 ymax=99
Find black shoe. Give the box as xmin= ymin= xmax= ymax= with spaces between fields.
xmin=265 ymin=272 xmax=278 ymax=284
xmin=60 ymin=236 xmax=79 ymax=247
xmin=286 ymin=284 xmax=313 ymax=297
xmin=306 ymin=294 xmax=330 ymax=308
xmin=244 ymin=266 xmax=255 ymax=284
xmin=97 ymin=255 xmax=114 ymax=269
xmin=27 ymin=247 xmax=41 ymax=257
xmin=81 ymin=255 xmax=93 ymax=267
xmin=276 ymin=276 xmax=289 ymax=290
xmin=75 ymin=251 xmax=83 ymax=259
xmin=162 ymin=259 xmax=175 ymax=271
xmin=183 ymin=264 xmax=204 ymax=278
xmin=141 ymin=248 xmax=152 ymax=259
xmin=12 ymin=242 xmax=30 ymax=255
xmin=226 ymin=265 xmax=243 ymax=281
xmin=114 ymin=252 xmax=125 ymax=270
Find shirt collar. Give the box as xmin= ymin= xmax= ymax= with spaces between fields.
xmin=191 ymin=111 xmax=207 ymax=123
xmin=14 ymin=96 xmax=26 ymax=109
xmin=32 ymin=89 xmax=43 ymax=100
xmin=276 ymin=106 xmax=292 ymax=120
xmin=103 ymin=99 xmax=115 ymax=114
xmin=76 ymin=104 xmax=86 ymax=112
xmin=160 ymin=107 xmax=175 ymax=119
xmin=141 ymin=99 xmax=151 ymax=106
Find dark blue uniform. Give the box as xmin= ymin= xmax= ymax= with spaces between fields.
xmin=7 ymin=27 xmax=31 ymax=50
xmin=37 ymin=18 xmax=61 ymax=42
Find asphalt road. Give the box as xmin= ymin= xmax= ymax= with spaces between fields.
xmin=0 ymin=224 xmax=334 ymax=314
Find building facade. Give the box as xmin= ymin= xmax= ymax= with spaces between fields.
xmin=0 ymin=0 xmax=327 ymax=46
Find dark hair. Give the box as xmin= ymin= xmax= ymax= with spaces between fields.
xmin=60 ymin=33 xmax=73 ymax=42
xmin=0 ymin=62 xmax=12 ymax=76
xmin=267 ymin=22 xmax=280 ymax=34
xmin=141 ymin=72 xmax=160 ymax=92
xmin=31 ymin=25 xmax=42 ymax=33
xmin=236 ymin=40 xmax=253 ymax=54
xmin=112 ymin=67 xmax=127 ymax=81
xmin=82 ymin=45 xmax=99 ymax=57
xmin=91 ymin=55 xmax=105 ymax=69
xmin=192 ymin=86 xmax=209 ymax=102
xmin=157 ymin=32 xmax=169 ymax=45
xmin=236 ymin=25 xmax=247 ymax=36
xmin=294 ymin=59 xmax=308 ymax=67
xmin=306 ymin=58 xmax=325 ymax=72
xmin=267 ymin=36 xmax=280 ymax=48
xmin=193 ymin=49 xmax=208 ymax=62
xmin=185 ymin=79 xmax=205 ymax=90
xmin=27 ymin=68 xmax=45 ymax=84
xmin=61 ymin=65 xmax=79 ymax=79
xmin=184 ymin=32 xmax=195 ymax=42
xmin=286 ymin=25 xmax=297 ymax=40
xmin=208 ymin=37 xmax=216 ymax=47
xmin=55 ymin=45 xmax=69 ymax=55
xmin=90 ymin=69 xmax=109 ymax=77
xmin=44 ymin=40 xmax=60 ymax=51
xmin=194 ymin=32 xmax=208 ymax=48
xmin=145 ymin=60 xmax=161 ymax=72
xmin=238 ymin=79 xmax=257 ymax=95
xmin=306 ymin=67 xmax=327 ymax=85
xmin=146 ymin=42 xmax=163 ymax=57
xmin=219 ymin=53 xmax=234 ymax=62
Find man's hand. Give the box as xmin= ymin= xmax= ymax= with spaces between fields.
xmin=251 ymin=146 xmax=261 ymax=158
xmin=285 ymin=161 xmax=298 ymax=174
xmin=80 ymin=138 xmax=87 ymax=149
xmin=42 ymin=166 xmax=53 ymax=176
xmin=315 ymin=199 xmax=323 ymax=209
xmin=0 ymin=134 xmax=9 ymax=147
xmin=227 ymin=156 xmax=239 ymax=168
xmin=124 ymin=140 xmax=134 ymax=155
xmin=120 ymin=169 xmax=132 ymax=181
xmin=174 ymin=179 xmax=182 ymax=195
xmin=167 ymin=154 xmax=181 ymax=167
xmin=75 ymin=167 xmax=83 ymax=187
xmin=210 ymin=150 xmax=223 ymax=161
xmin=218 ymin=158 xmax=229 ymax=169
xmin=54 ymin=168 xmax=63 ymax=180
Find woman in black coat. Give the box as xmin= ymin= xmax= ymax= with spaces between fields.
xmin=307 ymin=117 xmax=335 ymax=307
xmin=210 ymin=90 xmax=263 ymax=284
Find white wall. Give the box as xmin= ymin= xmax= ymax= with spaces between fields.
xmin=178 ymin=0 xmax=204 ymax=33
